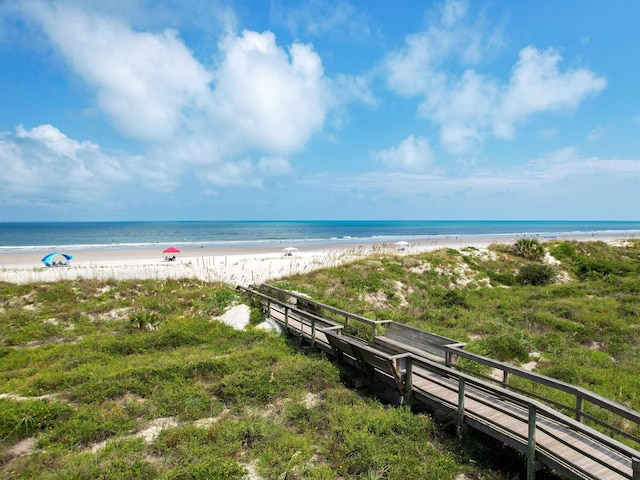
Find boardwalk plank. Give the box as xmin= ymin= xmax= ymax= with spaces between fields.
xmin=254 ymin=291 xmax=640 ymax=480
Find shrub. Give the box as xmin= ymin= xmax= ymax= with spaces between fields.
xmin=0 ymin=398 xmax=71 ymax=442
xmin=576 ymin=258 xmax=625 ymax=281
xmin=509 ymin=238 xmax=545 ymax=261
xmin=128 ymin=311 xmax=160 ymax=331
xmin=480 ymin=333 xmax=531 ymax=363
xmin=517 ymin=264 xmax=556 ymax=286
xmin=550 ymin=242 xmax=577 ymax=261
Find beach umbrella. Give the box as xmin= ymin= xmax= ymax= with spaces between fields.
xmin=163 ymin=246 xmax=181 ymax=253
xmin=394 ymin=241 xmax=409 ymax=251
xmin=41 ymin=253 xmax=73 ymax=267
xmin=283 ymin=247 xmax=298 ymax=256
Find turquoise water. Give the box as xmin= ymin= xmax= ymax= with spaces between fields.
xmin=1 ymin=220 xmax=639 ymax=252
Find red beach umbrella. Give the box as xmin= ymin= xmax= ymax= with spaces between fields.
xmin=163 ymin=246 xmax=181 ymax=253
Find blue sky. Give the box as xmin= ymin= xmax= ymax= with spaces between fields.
xmin=1 ymin=0 xmax=638 ymax=221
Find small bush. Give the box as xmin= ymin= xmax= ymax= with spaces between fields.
xmin=576 ymin=258 xmax=625 ymax=281
xmin=509 ymin=238 xmax=545 ymax=261
xmin=550 ymin=242 xmax=576 ymax=260
xmin=517 ymin=264 xmax=556 ymax=286
xmin=480 ymin=333 xmax=531 ymax=363
xmin=0 ymin=398 xmax=71 ymax=443
xmin=128 ymin=311 xmax=160 ymax=331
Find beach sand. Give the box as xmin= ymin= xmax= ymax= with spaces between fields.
xmin=0 ymin=232 xmax=637 ymax=286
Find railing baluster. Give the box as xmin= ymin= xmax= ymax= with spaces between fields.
xmin=632 ymin=457 xmax=640 ymax=480
xmin=576 ymin=395 xmax=583 ymax=423
xmin=457 ymin=377 xmax=465 ymax=428
xmin=404 ymin=356 xmax=413 ymax=406
xmin=284 ymin=306 xmax=289 ymax=331
xmin=527 ymin=404 xmax=537 ymax=480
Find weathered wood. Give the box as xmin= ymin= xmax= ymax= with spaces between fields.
xmin=527 ymin=404 xmax=538 ymax=480
xmin=374 ymin=335 xmax=443 ymax=362
xmin=373 ymin=322 xmax=466 ymax=367
xmin=241 ymin=285 xmax=640 ymax=480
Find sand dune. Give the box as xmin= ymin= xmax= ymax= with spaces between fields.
xmin=0 ymin=232 xmax=636 ymax=285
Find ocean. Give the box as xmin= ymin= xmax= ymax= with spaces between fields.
xmin=0 ymin=220 xmax=639 ymax=253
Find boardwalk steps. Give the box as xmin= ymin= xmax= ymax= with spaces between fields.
xmin=238 ymin=284 xmax=640 ymax=480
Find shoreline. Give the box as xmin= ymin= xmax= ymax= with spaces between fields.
xmin=1 ymin=231 xmax=637 ymax=286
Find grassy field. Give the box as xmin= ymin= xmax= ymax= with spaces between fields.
xmin=274 ymin=239 xmax=640 ymax=411
xmin=1 ymin=238 xmax=638 ymax=479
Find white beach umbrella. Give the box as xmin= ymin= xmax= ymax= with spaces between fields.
xmin=394 ymin=241 xmax=409 ymax=250
xmin=283 ymin=247 xmax=298 ymax=256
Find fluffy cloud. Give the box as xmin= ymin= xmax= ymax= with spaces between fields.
xmin=0 ymin=125 xmax=129 ymax=204
xmin=25 ymin=2 xmax=213 ymax=141
xmin=15 ymin=2 xmax=331 ymax=189
xmin=212 ymin=30 xmax=329 ymax=154
xmin=384 ymin=0 xmax=606 ymax=153
xmin=493 ymin=46 xmax=607 ymax=139
xmin=372 ymin=135 xmax=434 ymax=172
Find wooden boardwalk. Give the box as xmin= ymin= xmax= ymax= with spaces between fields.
xmin=239 ymin=284 xmax=640 ymax=480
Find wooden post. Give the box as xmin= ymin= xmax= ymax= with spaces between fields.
xmin=457 ymin=377 xmax=465 ymax=428
xmin=311 ymin=318 xmax=316 ymax=350
xmin=575 ymin=395 xmax=583 ymax=423
xmin=527 ymin=404 xmax=537 ymax=480
xmin=404 ymin=356 xmax=413 ymax=405
xmin=284 ymin=307 xmax=289 ymax=332
xmin=632 ymin=457 xmax=640 ymax=480
xmin=502 ymin=370 xmax=509 ymax=388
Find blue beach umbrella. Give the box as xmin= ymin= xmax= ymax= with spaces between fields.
xmin=41 ymin=253 xmax=73 ymax=267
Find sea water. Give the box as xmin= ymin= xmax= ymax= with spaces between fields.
xmin=0 ymin=220 xmax=638 ymax=253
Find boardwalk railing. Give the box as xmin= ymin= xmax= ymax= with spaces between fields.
xmin=257 ymin=284 xmax=391 ymax=341
xmin=446 ymin=347 xmax=640 ymax=447
xmin=238 ymin=284 xmax=640 ymax=480
xmin=403 ymin=353 xmax=640 ymax=480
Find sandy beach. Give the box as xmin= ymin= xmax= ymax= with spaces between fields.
xmin=0 ymin=232 xmax=637 ymax=286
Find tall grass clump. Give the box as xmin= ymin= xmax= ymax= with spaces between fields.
xmin=509 ymin=238 xmax=545 ymax=261
xmin=516 ymin=263 xmax=556 ymax=286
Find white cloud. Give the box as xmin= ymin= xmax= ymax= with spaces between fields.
xmin=0 ymin=125 xmax=129 ymax=204
xmin=587 ymin=126 xmax=605 ymax=142
xmin=301 ymin=148 xmax=640 ymax=220
xmin=15 ymin=2 xmax=333 ymax=191
xmin=493 ymin=46 xmax=606 ymax=139
xmin=372 ymin=135 xmax=434 ymax=172
xmin=258 ymin=155 xmax=291 ymax=176
xmin=212 ymin=30 xmax=330 ymax=155
xmin=270 ymin=0 xmax=372 ymax=42
xmin=25 ymin=2 xmax=213 ymax=142
xmin=383 ymin=0 xmax=606 ymax=153
xmin=200 ymin=159 xmax=259 ymax=188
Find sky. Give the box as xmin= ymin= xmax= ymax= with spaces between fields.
xmin=0 ymin=0 xmax=639 ymax=222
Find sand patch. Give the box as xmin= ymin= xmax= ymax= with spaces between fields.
xmin=5 ymin=437 xmax=36 ymax=458
xmin=91 ymin=416 xmax=179 ymax=452
xmin=213 ymin=304 xmax=250 ymax=330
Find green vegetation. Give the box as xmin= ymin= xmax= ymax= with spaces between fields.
xmin=509 ymin=238 xmax=546 ymax=261
xmin=1 ymin=238 xmax=639 ymax=479
xmin=0 ymin=278 xmax=490 ymax=479
xmin=276 ymin=239 xmax=640 ymax=408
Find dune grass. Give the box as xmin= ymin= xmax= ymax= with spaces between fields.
xmin=2 ymin=239 xmax=637 ymax=479
xmin=1 ymin=278 xmax=498 ymax=479
xmin=274 ymin=240 xmax=640 ymax=411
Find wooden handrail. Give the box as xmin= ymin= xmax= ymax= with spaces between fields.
xmin=445 ymin=345 xmax=640 ymax=445
xmin=241 ymin=284 xmax=640 ymax=479
xmin=258 ymin=283 xmax=391 ymax=338
xmin=405 ymin=353 xmax=640 ymax=478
